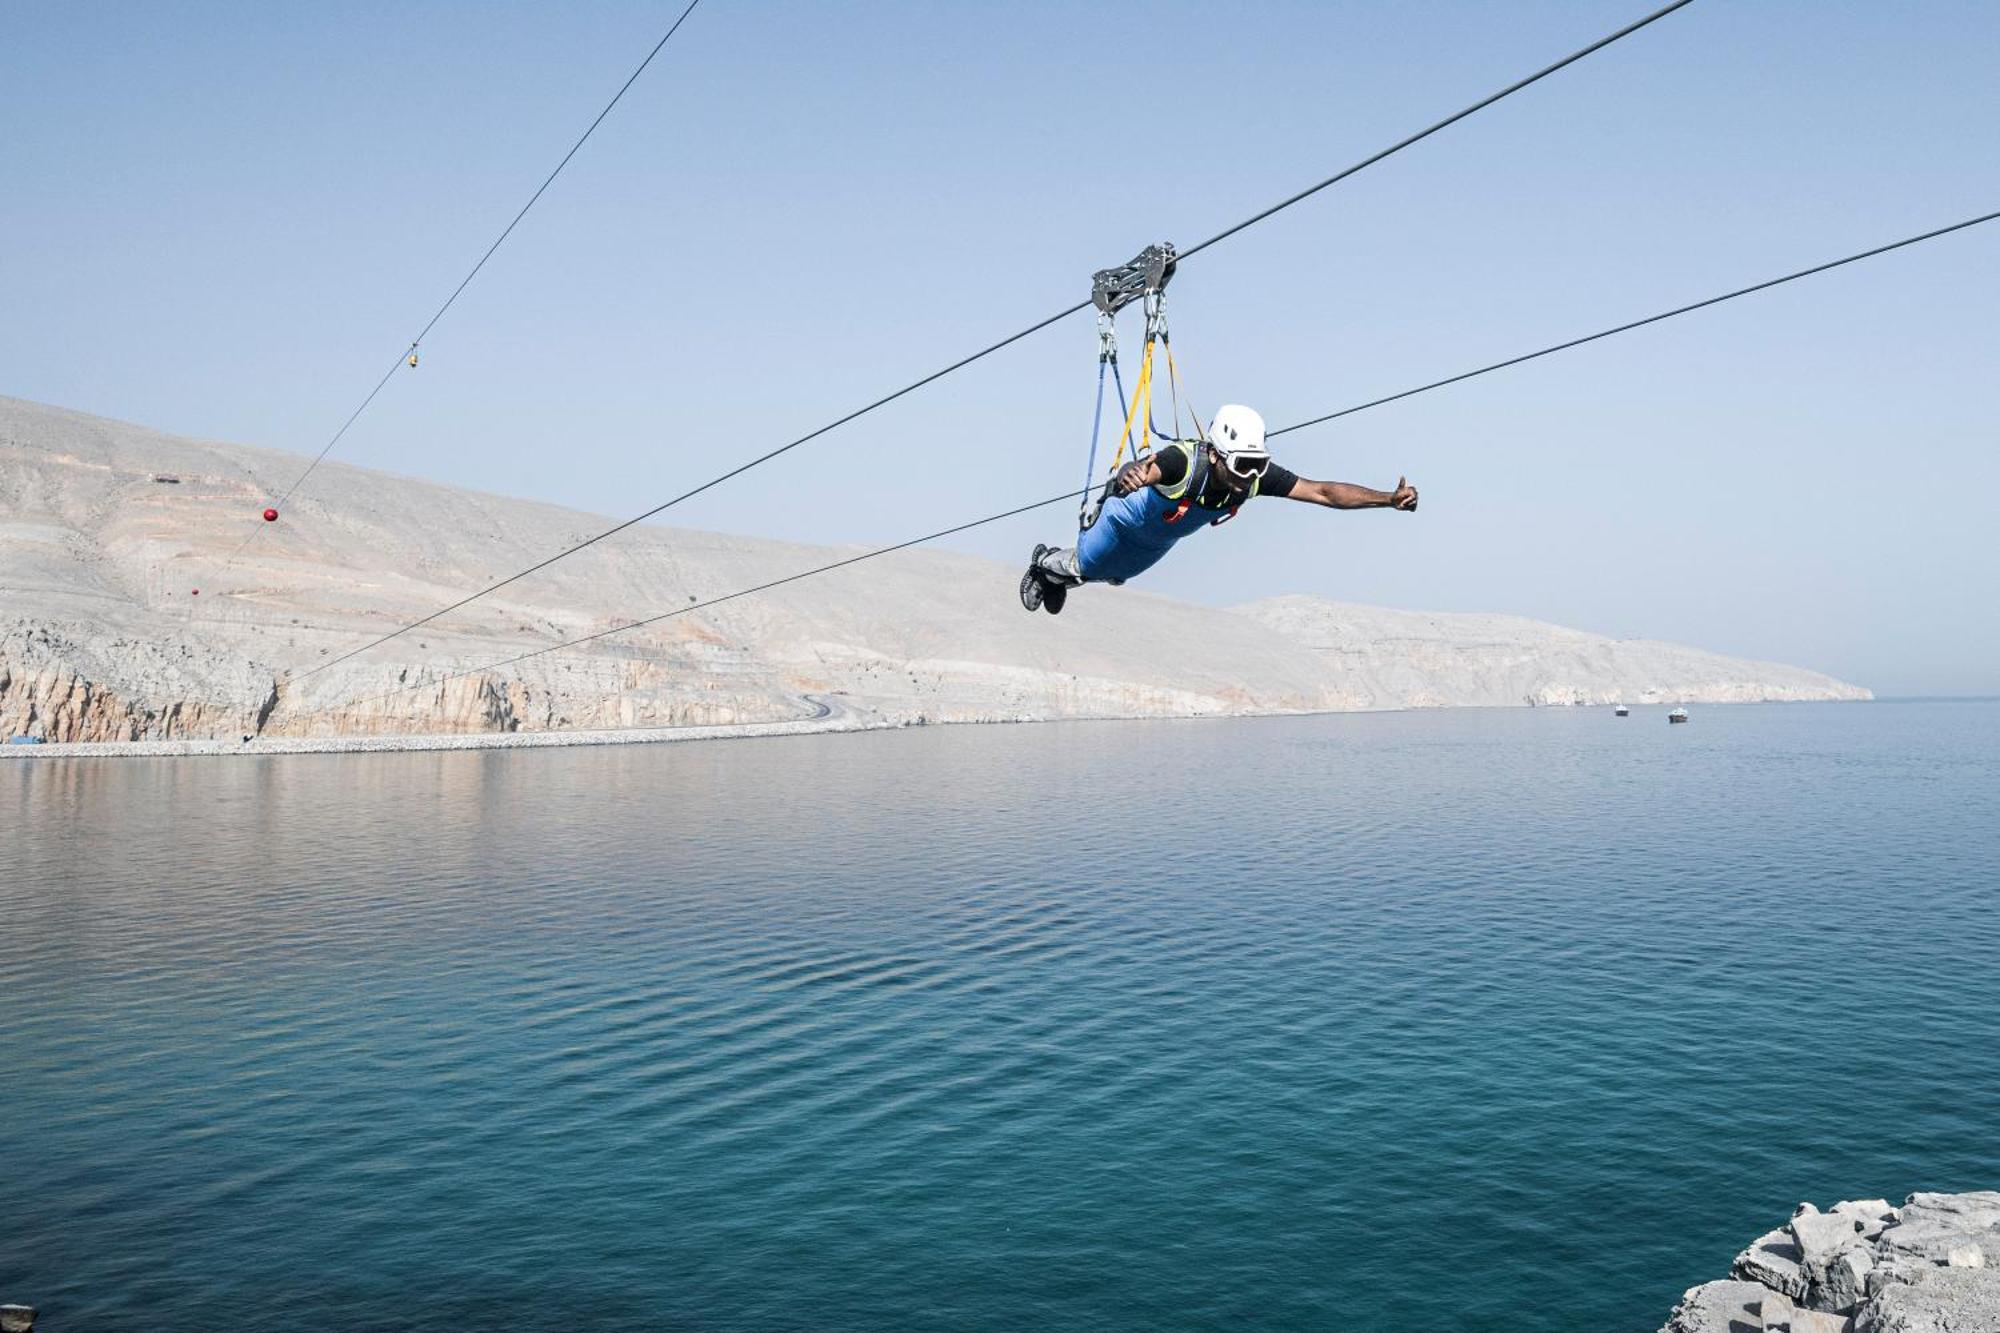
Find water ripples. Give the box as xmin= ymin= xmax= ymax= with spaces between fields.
xmin=3 ymin=702 xmax=1998 ymax=1330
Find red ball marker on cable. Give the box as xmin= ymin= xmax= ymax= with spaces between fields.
xmin=263 ymin=508 xmax=279 ymax=522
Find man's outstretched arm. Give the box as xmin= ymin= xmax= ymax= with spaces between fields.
xmin=1284 ymin=475 xmax=1418 ymax=511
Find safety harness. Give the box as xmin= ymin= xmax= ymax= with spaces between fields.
xmin=1078 ymin=242 xmax=1207 ymax=532
xmin=1154 ymin=439 xmax=1259 ymax=528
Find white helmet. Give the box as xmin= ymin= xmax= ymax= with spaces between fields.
xmin=1209 ymin=403 xmax=1266 ymax=453
xmin=1207 ymin=404 xmax=1268 ymax=477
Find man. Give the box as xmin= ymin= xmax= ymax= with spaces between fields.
xmin=1021 ymin=404 xmax=1418 ymax=613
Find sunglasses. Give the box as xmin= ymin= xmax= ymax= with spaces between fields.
xmin=1217 ymin=448 xmax=1271 ymax=480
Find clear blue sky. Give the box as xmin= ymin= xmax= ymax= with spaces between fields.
xmin=6 ymin=1 xmax=1996 ymax=695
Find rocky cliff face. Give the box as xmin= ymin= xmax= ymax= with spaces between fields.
xmin=1662 ymin=1192 xmax=2000 ymax=1333
xmin=0 ymin=394 xmax=1868 ymax=743
xmin=0 ymin=623 xmax=276 ymax=742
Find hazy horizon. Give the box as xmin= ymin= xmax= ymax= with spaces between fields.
xmin=7 ymin=1 xmax=1996 ymax=695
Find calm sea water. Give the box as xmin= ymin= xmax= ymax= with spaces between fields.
xmin=3 ymin=702 xmax=1997 ymax=1332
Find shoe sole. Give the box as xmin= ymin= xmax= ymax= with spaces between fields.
xmin=1019 ymin=565 xmax=1045 ymax=612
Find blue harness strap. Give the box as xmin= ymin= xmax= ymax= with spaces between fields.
xmin=1077 ymin=353 xmax=1111 ymax=530
xmin=1081 ymin=353 xmax=1172 ymax=533
xmin=1078 ymin=316 xmax=1177 ymax=534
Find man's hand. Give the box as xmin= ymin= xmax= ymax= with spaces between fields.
xmin=1289 ymin=476 xmax=1421 ymax=510
xmin=1112 ymin=458 xmax=1154 ymax=495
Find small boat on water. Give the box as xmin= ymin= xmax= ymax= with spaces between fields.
xmin=1614 ymin=705 xmax=1630 ymax=717
xmin=1668 ymin=707 xmax=1689 ymax=724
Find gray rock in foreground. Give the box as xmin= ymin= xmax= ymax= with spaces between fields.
xmin=1663 ymin=1192 xmax=2000 ymax=1333
xmin=1662 ymin=1278 xmax=1765 ymax=1332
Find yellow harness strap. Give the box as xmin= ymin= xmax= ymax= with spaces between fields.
xmin=1110 ymin=337 xmax=1156 ymax=471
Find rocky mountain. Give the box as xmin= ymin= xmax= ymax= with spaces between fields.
xmin=0 ymin=394 xmax=1867 ymax=744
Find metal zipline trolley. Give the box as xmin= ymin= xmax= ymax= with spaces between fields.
xmin=1076 ymin=241 xmax=1206 ymax=532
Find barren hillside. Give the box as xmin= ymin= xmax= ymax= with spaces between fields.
xmin=0 ymin=395 xmax=1867 ymax=743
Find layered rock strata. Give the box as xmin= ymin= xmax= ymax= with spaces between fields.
xmin=1662 ymin=1192 xmax=2000 ymax=1333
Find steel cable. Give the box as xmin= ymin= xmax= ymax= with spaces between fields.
xmin=295 ymin=0 xmax=1698 ymax=679
xmin=322 ymin=208 xmax=1997 ymax=716
xmin=235 ymin=0 xmax=705 ymax=552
